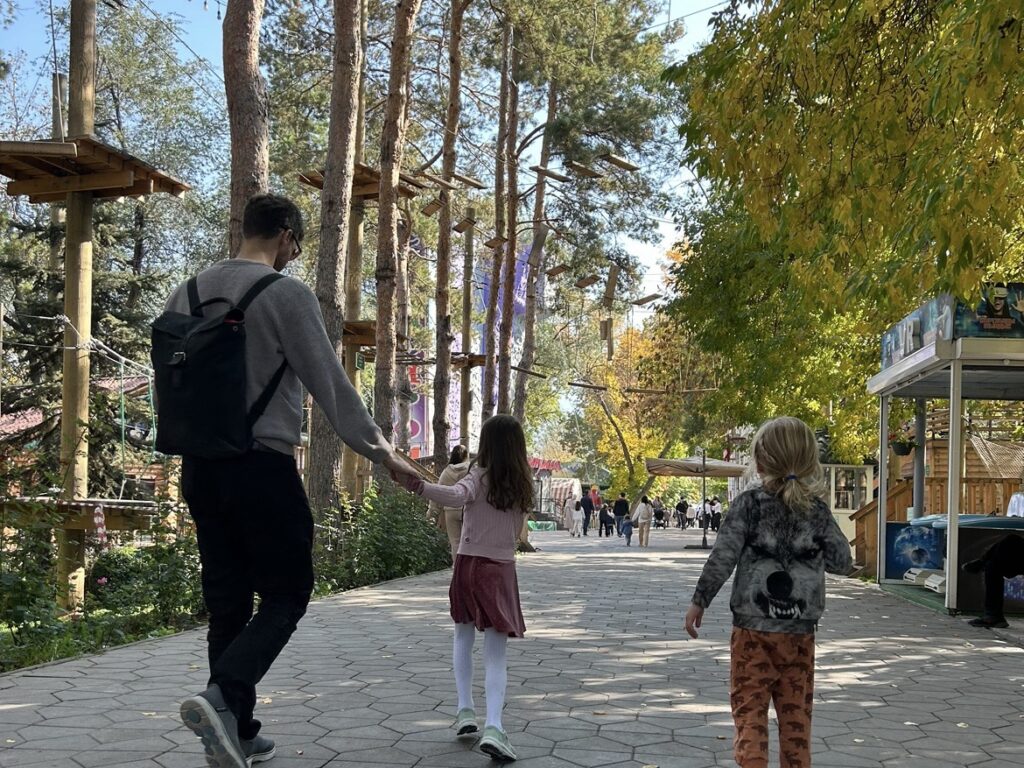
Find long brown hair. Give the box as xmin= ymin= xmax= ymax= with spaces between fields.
xmin=477 ymin=415 xmax=534 ymax=514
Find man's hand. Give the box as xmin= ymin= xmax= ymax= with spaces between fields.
xmin=684 ymin=603 xmax=704 ymax=639
xmin=381 ymin=451 xmax=411 ymax=477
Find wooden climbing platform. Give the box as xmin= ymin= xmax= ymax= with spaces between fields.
xmin=0 ymin=136 xmax=189 ymax=204
xmin=298 ymin=163 xmax=426 ymax=200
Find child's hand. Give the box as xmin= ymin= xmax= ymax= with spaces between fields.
xmin=390 ymin=470 xmax=424 ymax=494
xmin=684 ymin=604 xmax=704 ymax=639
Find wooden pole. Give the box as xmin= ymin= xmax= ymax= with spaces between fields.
xmin=48 ymin=73 xmax=68 ymax=289
xmin=58 ymin=0 xmax=96 ymax=610
xmin=460 ymin=205 xmax=475 ymax=446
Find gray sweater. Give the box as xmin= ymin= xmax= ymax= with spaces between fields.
xmin=164 ymin=259 xmax=392 ymax=462
xmin=691 ymin=487 xmax=853 ymax=634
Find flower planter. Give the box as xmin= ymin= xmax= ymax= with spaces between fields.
xmin=891 ymin=441 xmax=915 ymax=456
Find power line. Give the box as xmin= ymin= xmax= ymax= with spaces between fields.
xmin=132 ymin=0 xmax=225 ymax=85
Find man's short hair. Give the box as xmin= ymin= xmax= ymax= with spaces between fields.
xmin=242 ymin=194 xmax=305 ymax=244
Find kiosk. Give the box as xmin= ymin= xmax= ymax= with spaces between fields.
xmin=867 ymin=287 xmax=1024 ymax=612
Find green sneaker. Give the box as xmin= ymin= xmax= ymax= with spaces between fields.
xmin=454 ymin=708 xmax=479 ymax=737
xmin=479 ymin=725 xmax=516 ymax=761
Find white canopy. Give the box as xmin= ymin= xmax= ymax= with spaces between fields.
xmin=645 ymin=456 xmax=748 ymax=479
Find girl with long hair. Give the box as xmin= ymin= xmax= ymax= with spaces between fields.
xmin=392 ymin=414 xmax=534 ymax=761
xmin=684 ymin=416 xmax=852 ymax=768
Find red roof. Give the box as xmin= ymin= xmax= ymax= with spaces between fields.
xmin=0 ymin=408 xmax=46 ymax=440
xmin=529 ymin=457 xmax=562 ymax=472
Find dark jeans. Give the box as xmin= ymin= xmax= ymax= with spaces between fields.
xmin=582 ymin=512 xmax=591 ymax=536
xmin=980 ymin=534 xmax=1024 ymax=619
xmin=182 ymin=450 xmax=314 ymax=740
xmin=615 ymin=515 xmax=626 ymax=535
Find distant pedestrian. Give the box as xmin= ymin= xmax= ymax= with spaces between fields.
xmin=392 ymin=414 xmax=533 ymax=762
xmin=633 ymin=496 xmax=655 ymax=548
xmin=711 ymin=496 xmax=723 ymax=533
xmin=562 ymin=495 xmax=576 ymax=532
xmin=675 ymin=498 xmax=688 ymax=528
xmin=570 ymin=502 xmax=584 ymax=537
xmin=621 ymin=511 xmax=635 ymax=546
xmin=598 ymin=504 xmax=615 ymax=537
xmin=684 ymin=416 xmax=852 ymax=768
xmin=580 ymin=492 xmax=595 ymax=537
xmin=432 ymin=445 xmax=472 ymax=560
xmin=613 ymin=492 xmax=630 ymax=536
xmin=685 ymin=503 xmax=696 ymax=529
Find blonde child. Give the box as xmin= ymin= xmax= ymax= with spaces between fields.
xmin=684 ymin=417 xmax=852 ymax=768
xmin=392 ymin=415 xmax=532 ymax=762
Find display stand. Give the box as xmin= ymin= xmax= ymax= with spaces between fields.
xmin=867 ymin=335 xmax=1024 ymax=612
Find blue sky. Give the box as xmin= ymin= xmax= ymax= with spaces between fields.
xmin=2 ymin=0 xmax=722 ymax=300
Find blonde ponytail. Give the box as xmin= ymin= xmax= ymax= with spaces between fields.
xmin=750 ymin=416 xmax=827 ymax=513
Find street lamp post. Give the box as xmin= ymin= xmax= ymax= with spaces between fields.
xmin=698 ymin=446 xmax=709 ymax=549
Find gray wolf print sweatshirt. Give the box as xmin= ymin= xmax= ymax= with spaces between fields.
xmin=691 ymin=488 xmax=853 ymax=634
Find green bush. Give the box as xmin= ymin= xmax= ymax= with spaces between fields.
xmin=314 ymin=484 xmax=450 ymax=595
xmin=86 ymin=537 xmax=203 ymax=623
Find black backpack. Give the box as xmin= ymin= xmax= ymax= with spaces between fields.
xmin=151 ymin=272 xmax=287 ymax=459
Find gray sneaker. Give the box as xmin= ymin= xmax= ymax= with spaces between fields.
xmin=242 ymin=734 xmax=276 ymax=765
xmin=479 ymin=725 xmax=516 ymax=761
xmin=454 ymin=707 xmax=479 ymax=737
xmin=180 ymin=684 xmax=247 ymax=768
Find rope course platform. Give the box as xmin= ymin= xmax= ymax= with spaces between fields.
xmin=0 ymin=136 xmax=189 ymax=203
xmin=297 ymin=163 xmax=427 ymax=200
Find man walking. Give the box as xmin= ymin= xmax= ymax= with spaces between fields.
xmin=613 ymin=492 xmax=630 ymax=536
xmin=166 ymin=195 xmax=406 ymax=767
xmin=580 ymin=491 xmax=595 ymax=536
xmin=675 ymin=498 xmax=688 ymax=529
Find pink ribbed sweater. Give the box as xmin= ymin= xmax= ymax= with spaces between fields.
xmin=416 ymin=466 xmax=524 ymax=562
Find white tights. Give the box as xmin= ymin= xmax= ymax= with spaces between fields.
xmin=453 ymin=622 xmax=508 ymax=730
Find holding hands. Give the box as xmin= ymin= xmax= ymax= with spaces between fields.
xmin=381 ymin=451 xmax=425 ymax=494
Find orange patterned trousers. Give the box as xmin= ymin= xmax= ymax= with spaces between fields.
xmin=730 ymin=627 xmax=815 ymax=768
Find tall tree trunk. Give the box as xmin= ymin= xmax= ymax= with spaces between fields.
xmin=307 ymin=0 xmax=363 ymax=514
xmin=481 ymin=19 xmax=511 ymax=422
xmin=373 ymin=0 xmax=423 ymax=471
xmin=125 ymin=203 xmax=146 ymax=310
xmin=223 ymin=0 xmax=270 ymax=257
xmin=513 ymin=81 xmax=557 ymax=421
xmin=396 ymin=219 xmax=412 ymax=453
xmin=496 ymin=35 xmax=519 ymax=415
xmin=340 ymin=0 xmax=370 ymax=500
xmin=598 ymin=394 xmax=636 ymax=487
xmin=433 ymin=0 xmax=472 ymax=470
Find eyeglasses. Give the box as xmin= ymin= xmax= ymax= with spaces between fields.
xmin=284 ymin=228 xmax=302 ymax=257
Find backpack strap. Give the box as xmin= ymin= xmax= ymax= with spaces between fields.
xmin=237 ymin=273 xmax=286 ymax=312
xmin=186 ymin=277 xmax=202 ymax=317
xmin=247 ymin=360 xmax=288 ymax=430
xmin=240 ymin=274 xmax=288 ymax=431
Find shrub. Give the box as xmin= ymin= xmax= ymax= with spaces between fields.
xmin=314 ymin=484 xmax=450 ymax=594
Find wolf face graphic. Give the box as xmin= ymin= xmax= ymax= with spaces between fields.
xmin=743 ymin=507 xmax=824 ymax=621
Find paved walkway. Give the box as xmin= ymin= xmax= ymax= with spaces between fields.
xmin=2 ymin=527 xmax=1024 ymax=768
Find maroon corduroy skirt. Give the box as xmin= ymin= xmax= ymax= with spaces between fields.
xmin=450 ymin=554 xmax=526 ymax=638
